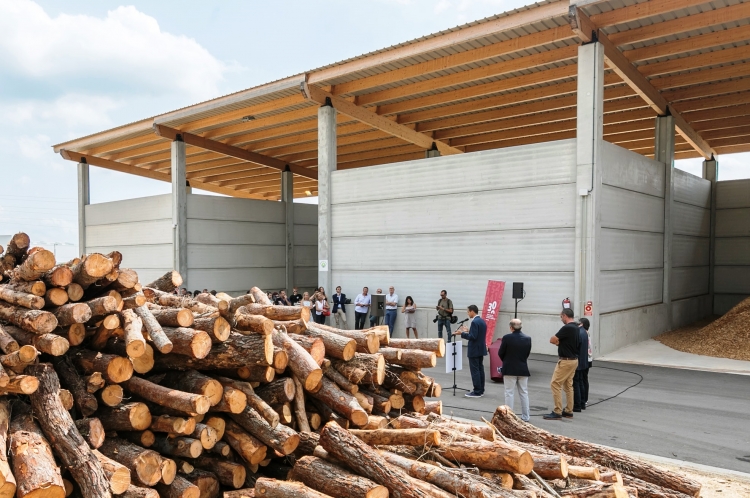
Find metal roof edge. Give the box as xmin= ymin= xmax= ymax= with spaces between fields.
xmin=52 ymin=118 xmax=154 ymax=153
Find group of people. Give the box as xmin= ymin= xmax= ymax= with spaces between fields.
xmin=172 ymin=288 xmax=217 ymax=297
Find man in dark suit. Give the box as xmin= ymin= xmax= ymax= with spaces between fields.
xmin=498 ymin=318 xmax=532 ymax=421
xmin=454 ymin=305 xmax=487 ymax=398
xmin=331 ymin=286 xmax=348 ymax=329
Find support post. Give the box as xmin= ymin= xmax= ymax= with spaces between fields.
xmin=574 ymin=42 xmax=604 ymax=354
xmin=171 ymin=137 xmax=188 ymax=287
xmin=425 ymin=142 xmax=441 ymax=158
xmin=282 ymin=169 xmax=295 ymax=294
xmin=77 ymin=161 xmax=90 ymax=256
xmin=703 ymin=158 xmax=719 ymax=314
xmin=318 ymin=101 xmax=337 ymax=296
xmin=655 ymin=115 xmax=675 ymax=330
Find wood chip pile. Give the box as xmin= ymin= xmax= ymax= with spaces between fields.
xmin=656 ymin=297 xmax=750 ymax=361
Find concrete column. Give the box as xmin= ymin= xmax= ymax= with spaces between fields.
xmin=574 ymin=42 xmax=604 ymax=353
xmin=703 ymin=158 xmax=719 ymax=313
xmin=318 ymin=101 xmax=336 ymax=295
xmin=655 ymin=115 xmax=675 ymax=330
xmin=77 ymin=161 xmax=90 ymax=255
xmin=282 ymin=169 xmax=295 ymax=294
xmin=425 ymin=142 xmax=440 ymax=158
xmin=171 ymin=138 xmax=188 ymax=286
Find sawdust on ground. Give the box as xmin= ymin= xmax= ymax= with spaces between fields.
xmin=648 ymin=459 xmax=750 ymax=498
xmin=655 ymin=297 xmax=750 ymax=361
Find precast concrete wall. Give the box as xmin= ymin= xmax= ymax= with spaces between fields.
xmin=330 ymin=139 xmax=578 ymax=355
xmin=714 ymin=178 xmax=750 ymax=314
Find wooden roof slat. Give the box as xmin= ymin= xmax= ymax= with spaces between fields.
xmin=638 ymin=44 xmax=750 ymax=78
xmin=178 ymin=94 xmax=306 ymax=133
xmin=206 ymin=106 xmax=318 ymax=140
xmin=589 ymin=0 xmax=712 ymax=29
xmin=623 ymin=23 xmax=750 ymax=63
xmin=663 ymin=77 xmax=750 ymax=104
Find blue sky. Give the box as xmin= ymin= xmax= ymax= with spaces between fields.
xmin=0 ymin=0 xmax=747 ymax=259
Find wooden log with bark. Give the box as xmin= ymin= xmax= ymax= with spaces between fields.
xmin=0 ymin=325 xmax=18 ymax=354
xmin=240 ymin=303 xmax=310 ymax=322
xmin=134 ymin=305 xmax=173 ymax=354
xmin=75 ymin=417 xmax=105 ymax=449
xmin=303 ymin=325 xmax=357 ymax=361
xmin=125 ymin=376 xmax=211 ymax=415
xmin=0 ymin=301 xmax=58 ymax=333
xmin=12 ymin=248 xmax=56 ymax=282
xmin=213 ymin=376 xmax=279 ymax=428
xmin=0 ymin=280 xmax=45 ymax=297
xmin=289 ymin=456 xmax=388 ymax=498
xmin=151 ymin=435 xmax=203 ymax=459
xmin=234 ymin=310 xmax=275 ymax=335
xmin=93 ymin=449 xmax=132 ymax=494
xmin=149 ymin=307 xmax=194 ymax=328
xmin=51 ymin=356 xmax=98 ymax=416
xmin=223 ymin=419 xmax=267 ymax=465
xmin=44 ymin=287 xmax=69 ymax=307
xmin=313 ymin=324 xmax=379 ymax=354
xmin=387 ymin=338 xmax=445 ymax=358
xmin=254 ymin=478 xmax=333 ymax=498
xmin=97 ymin=402 xmax=153 ymax=432
xmin=72 ymin=349 xmax=134 ymax=383
xmin=160 ymin=327 xmax=212 ymax=359
xmin=122 ymin=308 xmax=146 ymax=358
xmin=0 ymin=374 xmax=38 ymax=395
xmin=98 ymin=438 xmax=163 ymax=487
xmin=349 ymin=429 xmax=440 ymax=447
xmin=271 ymin=329 xmax=322 ymax=391
xmin=146 ymin=271 xmax=183 ymax=294
xmin=0 ymin=285 xmax=45 ymax=309
xmin=0 ymin=400 xmax=16 ymax=498
xmin=153 ymin=332 xmax=273 ymax=371
xmin=309 ymin=377 xmax=369 ymax=427
xmin=230 ymin=406 xmax=300 ymax=455
xmin=191 ymin=315 xmax=230 ymax=343
xmin=71 ymin=253 xmax=115 ymax=289
xmin=193 ymin=455 xmax=246 ymax=489
xmin=158 ymin=370 xmax=224 ymax=406
xmin=51 ymin=302 xmax=92 ymax=327
xmin=6 ymin=324 xmax=69 ymax=356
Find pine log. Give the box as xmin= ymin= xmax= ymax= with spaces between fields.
xmin=0 ymin=344 xmax=37 ymax=373
xmin=249 ymin=287 xmax=271 ymax=305
xmin=87 ymin=295 xmax=118 ymax=316
xmin=437 ymin=438 xmax=534 ymax=474
xmin=303 ymin=325 xmax=356 ymax=361
xmin=559 ymin=482 xmax=629 ymax=498
xmin=234 ymin=311 xmax=274 ymax=335
xmin=121 ymin=485 xmax=159 ymax=498
xmin=273 ymin=318 xmax=307 ymax=333
xmin=423 ymin=400 xmax=442 ymax=415
xmin=402 ymin=394 xmax=425 ymax=414
xmin=354 ymin=391 xmax=373 ymax=413
xmin=99 ymin=384 xmax=125 ymax=406
xmin=67 ymin=283 xmax=84 ymax=302
xmin=271 ymin=330 xmax=322 ymax=391
xmin=193 ymin=455 xmax=246 ymax=489
xmin=0 ymin=324 xmax=18 ymax=354
xmin=213 ymin=376 xmax=279 ymax=428
xmin=621 ymin=474 xmax=693 ymax=498
xmin=191 ymin=423 xmax=218 ymax=449
xmin=121 ymin=430 xmax=156 ymax=448
xmin=422 ymin=415 xmax=495 ymax=441
xmin=55 ymin=323 xmax=85 ymax=347
xmin=152 ymin=435 xmax=203 ymax=459
xmin=0 ymin=400 xmax=16 ymax=498
xmin=191 ymin=315 xmax=230 ymax=343
xmin=97 ymin=402 xmax=152 ymax=431
xmin=387 ymin=338 xmax=445 ymax=358
xmin=255 ymin=378 xmax=295 ymax=406
xmin=122 ymin=292 xmax=147 ymax=310
xmin=134 ymin=305 xmax=173 ymax=354
xmin=204 ymin=416 xmax=225 ymax=441
xmin=254 ymin=478 xmax=332 ymax=498
xmin=272 ymin=347 xmax=289 ymax=370
xmin=492 ymin=406 xmax=701 ymax=497
xmin=568 ymin=465 xmax=600 ymax=481
xmin=52 ymin=302 xmax=92 ymax=327
xmin=350 ymin=429 xmax=440 ymax=447
xmin=71 ymin=253 xmax=115 ymax=289
xmin=161 ymin=458 xmax=178 ymax=485
xmin=52 ymin=356 xmax=98 ymax=416
xmin=533 ymin=454 xmax=569 ymax=479
xmin=0 ymin=286 xmax=44 ymax=309
xmin=154 ymin=332 xmax=273 ymax=371
xmin=194 ymin=292 xmax=227 ymax=311
xmin=158 ymin=370 xmax=225 ymax=406
xmin=110 ymin=268 xmax=139 ymax=291
xmin=320 ymin=423 xmax=446 ymax=498
xmin=57 ymin=388 xmax=74 ymax=410
xmin=0 ymin=280 xmax=45 ymax=297
xmin=125 ymin=376 xmax=211 ymax=415
xmin=386 ymin=349 xmax=436 ymax=369
xmin=0 ymin=255 xmax=14 ymax=278
xmin=336 ymin=353 xmax=385 ymax=386
xmin=0 ymin=374 xmax=38 ymax=394
xmin=600 ymin=471 xmax=623 ymax=486
xmin=0 ymin=301 xmax=58 ymax=333
xmin=220 ymin=490 xmax=255 ymax=498
xmin=121 ymin=309 xmax=146 ymax=358
xmin=377 ymin=347 xmax=402 ymax=363
xmin=75 ymin=417 xmax=105 ymax=449
xmin=210 ymin=440 xmax=231 ymax=457
xmin=98 ymin=438 xmax=163 ymax=486
xmin=291 ymin=376 xmax=311 ymax=433
xmin=230 ymin=406 xmax=300 ymax=455
xmin=12 ymin=248 xmax=55 ymax=282
xmin=310 ymin=377 xmax=369 ymax=427
xmin=104 ymin=338 xmax=154 ymax=374
xmin=150 ymin=307 xmax=194 ymax=328
xmin=6 ymin=324 xmax=68 ymax=355
xmin=169 ymin=472 xmax=211 ymax=498
xmin=5 ymin=233 xmax=29 ymax=261
xmin=144 ymin=289 xmax=215 ymax=314
xmin=212 ymin=386 xmax=248 ymax=414
xmin=93 ymin=449 xmax=131 ymax=494
xmin=223 ymin=419 xmax=267 ymax=465
xmin=146 ymin=271 xmax=183 ymax=293
xmin=273 ymin=403 xmax=293 ymax=425
xmin=360 ymin=415 xmax=385 ymax=429
xmin=45 ymin=287 xmax=69 ymax=307
xmin=324 ymin=366 xmax=358 ymax=394
xmin=235 ymin=365 xmax=274 ymax=383
xmin=150 ymin=415 xmax=194 ymax=435
xmin=311 ymin=323 xmax=379 ymax=354
xmin=9 ymin=405 xmax=66 ymax=498
xmin=72 ymin=349 xmax=133 ymax=383
xmin=288 ymin=334 xmax=325 ymax=365
xmin=240 ymin=303 xmax=310 ymax=322
xmin=290 ymin=456 xmax=388 ymax=498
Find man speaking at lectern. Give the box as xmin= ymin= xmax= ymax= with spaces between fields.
xmin=454 ymin=305 xmax=487 ymax=398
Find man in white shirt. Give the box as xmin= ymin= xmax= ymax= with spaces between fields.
xmin=384 ymin=286 xmax=399 ymax=337
xmin=354 ymin=287 xmax=371 ymax=330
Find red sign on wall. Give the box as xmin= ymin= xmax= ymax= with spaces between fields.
xmin=482 ymin=280 xmax=505 ymax=347
xmin=584 ymin=301 xmax=593 ymax=317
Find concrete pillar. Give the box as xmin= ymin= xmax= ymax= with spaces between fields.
xmin=282 ymin=169 xmax=295 ymax=294
xmin=655 ymin=115 xmax=675 ymax=330
xmin=574 ymin=42 xmax=604 ymax=353
xmin=77 ymin=161 xmax=90 ymax=255
xmin=318 ymin=101 xmax=336 ymax=295
xmin=703 ymin=158 xmax=719 ymax=312
xmin=425 ymin=142 xmax=440 ymax=158
xmin=171 ymin=138 xmax=188 ymax=286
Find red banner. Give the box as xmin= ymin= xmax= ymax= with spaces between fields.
xmin=482 ymin=280 xmax=505 ymax=347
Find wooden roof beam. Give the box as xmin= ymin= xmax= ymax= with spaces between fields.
xmin=153 ymin=124 xmax=317 ymax=180
xmin=301 ymin=83 xmax=462 ymax=156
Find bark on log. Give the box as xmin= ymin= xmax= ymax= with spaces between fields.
xmin=75 ymin=417 xmax=105 ymax=449
xmin=43 ymin=266 xmax=71 ymax=288
xmin=290 ymin=456 xmax=388 ymax=498
xmin=0 ymin=343 xmax=37 ymax=370
xmin=324 ymin=367 xmax=358 ymax=394
xmin=385 ymin=349 xmax=436 ymax=369
xmin=0 ymin=374 xmax=38 ymax=394
xmin=193 ymin=455 xmax=246 ymax=489
xmin=254 ymin=478 xmax=333 ymax=498
xmin=5 ymin=233 xmax=29 ymax=261
xmin=437 ymin=438 xmax=534 ymax=474
xmin=191 ymin=423 xmax=218 ymax=449
xmin=273 ymin=319 xmax=307 ymax=334
xmin=152 ymin=435 xmax=203 ymax=459
xmin=12 ymin=248 xmax=55 ymax=282
xmin=533 ymin=455 xmax=569 ymax=479
xmin=1 ymin=280 xmax=45 ymax=297
xmin=492 ymin=406 xmax=701 ymax=497
xmin=234 ymin=311 xmax=274 ymax=335
xmin=303 ymin=325 xmax=356 ymax=361
xmin=291 ymin=376 xmax=311 ymax=433
xmin=335 ymin=353 xmax=385 ymax=386
xmin=55 ymin=323 xmax=85 ymax=347
xmin=93 ymin=449 xmax=131 ymax=494
xmin=349 ymin=429 xmax=440 ymax=447
xmin=173 ymin=471 xmax=214 ymax=498
xmin=98 ymin=438 xmax=163 ymax=486
xmin=387 ymin=338 xmax=445 ymax=358
xmin=121 ymin=430 xmax=156 ymax=448
xmin=110 ymin=268 xmax=139 ymax=291
xmin=203 ymin=416 xmax=225 ymax=441
xmin=144 ymin=289 xmax=215 ymax=315
xmin=153 ymin=332 xmax=273 ymax=371
xmin=254 ymin=378 xmax=295 ymax=406
xmin=134 ymin=305 xmax=173 ymax=354
xmin=191 ymin=315 xmax=230 ymax=343
xmin=0 ymin=324 xmax=18 ymax=354
xmin=330 ymin=361 xmax=366 ymax=384
xmin=158 ymin=370 xmax=225 ymax=406
xmin=210 ymin=440 xmax=230 ymax=457
xmin=150 ymin=307 xmax=194 ymax=328
xmin=568 ymin=465 xmax=600 ymax=481
xmin=309 ymin=377 xmax=369 ymax=427
xmin=287 ymin=334 xmax=324 ymax=365
xmin=0 ymin=400 xmax=16 ymax=498
xmin=213 ymin=376 xmax=279 ymax=429
xmin=9 ymin=404 xmax=66 ymax=498
xmin=6 ymin=324 xmax=69 ymax=356
xmin=230 ymin=406 xmax=300 ymax=455
xmin=27 ymin=363 xmax=111 ymax=497
xmin=45 ymin=288 xmax=69 ymax=307
xmin=146 ymin=271 xmax=183 ymax=293
xmin=621 ymin=474 xmax=693 ymax=498
xmin=271 ymin=330 xmax=322 ymax=391
xmin=121 ymin=484 xmax=159 ymax=498
xmin=0 ymin=286 xmax=44 ymax=309
xmin=194 ymin=292 xmax=227 ymax=312
xmin=87 ymin=295 xmax=118 ymax=316
xmin=240 ymin=303 xmax=310 ymax=322
xmin=120 ymin=308 xmax=146 ymax=358
xmin=223 ymin=419 xmax=267 ymax=465
xmin=52 ymin=356 xmax=98 ymax=416
xmin=72 ymin=349 xmax=133 ymax=383
xmin=235 ymin=365 xmax=274 ymax=383
xmin=97 ymin=402 xmax=152 ymax=431
xmin=52 ymin=302 xmax=92 ymax=327
xmin=377 ymin=347 xmax=402 ymax=363
xmin=98 ymin=384 xmax=124 ymax=406
xmin=423 ymin=400 xmax=442 ymax=415
xmin=150 ymin=415 xmax=194 ymax=435
xmin=212 ymin=386 xmax=248 ymax=414
xmin=422 ymin=415 xmax=496 ymax=441
xmin=125 ymin=376 xmax=211 ymax=415
xmin=0 ymin=301 xmax=58 ymax=333
xmin=600 ymin=471 xmax=623 ymax=485
xmin=249 ymin=287 xmax=271 ymax=306
xmin=312 ymin=324 xmax=379 ymax=354
xmin=71 ymin=253 xmax=115 ymax=289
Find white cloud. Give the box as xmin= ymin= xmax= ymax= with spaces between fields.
xmin=0 ymin=0 xmax=227 ymax=101
xmin=434 ymin=0 xmax=451 ymax=14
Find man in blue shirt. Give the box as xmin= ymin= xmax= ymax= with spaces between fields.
xmin=453 ymin=305 xmax=487 ymax=398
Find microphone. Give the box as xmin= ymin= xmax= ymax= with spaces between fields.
xmin=457 ymin=318 xmax=469 ymax=325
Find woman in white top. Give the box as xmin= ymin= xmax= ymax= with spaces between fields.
xmin=301 ymin=292 xmax=313 ymax=310
xmin=313 ymin=288 xmax=329 ymax=325
xmin=401 ymin=295 xmax=418 ymax=338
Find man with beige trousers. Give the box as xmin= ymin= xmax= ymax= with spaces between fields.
xmin=543 ymin=308 xmax=580 ymax=420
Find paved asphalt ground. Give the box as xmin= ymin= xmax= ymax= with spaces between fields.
xmin=428 ymin=350 xmax=750 ymax=473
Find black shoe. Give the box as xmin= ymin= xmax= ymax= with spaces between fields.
xmin=562 ymin=410 xmax=574 ymax=418
xmin=465 ymin=392 xmax=483 ymax=398
xmin=543 ymin=412 xmax=562 ymax=420
xmin=581 ymin=404 xmax=587 ymax=410
xmin=573 ymin=408 xmax=582 ymax=413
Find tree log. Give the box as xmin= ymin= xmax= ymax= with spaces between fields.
xmin=621 ymin=474 xmax=693 ymax=498
xmin=235 ymin=365 xmax=274 ymax=383
xmin=385 ymin=349 xmax=436 ymax=369
xmin=423 ymin=400 xmax=442 ymax=415
xmin=121 ymin=430 xmax=156 ymax=448
xmin=97 ymin=402 xmax=152 ymax=431
xmin=568 ymin=465 xmax=600 ymax=481
xmin=254 ymin=478 xmax=333 ymax=498
xmin=1 ymin=280 xmax=45 ymax=297
xmin=193 ymin=455 xmax=245 ymax=489
xmin=55 ymin=323 xmax=85 ymax=347
xmin=255 ymin=378 xmax=295 ymax=406
xmin=98 ymin=384 xmax=124 ymax=406
xmin=171 ymin=472 xmax=212 ymax=498
xmin=71 ymin=253 xmax=115 ymax=289
xmin=350 ymin=429 xmax=440 ymax=447
xmin=273 ymin=319 xmax=306 ymax=334
xmin=134 ymin=305 xmax=173 ymax=354
xmin=194 ymin=292 xmax=227 ymax=311
xmin=240 ymin=303 xmax=310 ymax=322
xmin=93 ymin=449 xmax=131 ymax=494
xmin=153 ymin=332 xmax=273 ymax=371
xmin=421 ymin=415 xmax=495 ymax=441
xmin=223 ymin=419 xmax=267 ymax=465
xmin=288 ymin=334 xmax=324 ymax=365
xmin=271 ymin=330 xmax=322 ymax=391
xmin=533 ymin=454 xmax=569 ymax=479
xmin=230 ymin=406 xmax=300 ymax=455
xmin=72 ymin=349 xmax=133 ymax=383
xmin=51 ymin=302 xmax=92 ymax=327
xmin=5 ymin=233 xmax=29 ymax=260
xmin=212 ymin=386 xmax=247 ymax=414
xmin=12 ymin=248 xmax=55 ymax=282
xmin=150 ymin=307 xmax=194 ymax=328
xmin=491 ymin=406 xmax=701 ymax=497
xmin=387 ymin=338 xmax=445 ymax=358
xmin=0 ymin=301 xmax=58 ymax=333
xmin=75 ymin=417 xmax=105 ymax=449
xmin=309 ymin=377 xmax=369 ymax=427
xmin=52 ymin=356 xmax=98 ymax=416
xmin=191 ymin=315 xmax=230 ymax=343
xmin=234 ymin=311 xmax=274 ymax=335
xmin=67 ymin=282 xmax=84 ymax=302
xmin=600 ymin=471 xmax=623 ymax=485
xmin=210 ymin=440 xmax=231 ymax=457
xmin=312 ymin=324 xmax=379 ymax=354
xmin=213 ymin=376 xmax=279 ymax=428
xmin=377 ymin=347 xmax=402 ymax=363
xmin=437 ymin=438 xmax=534 ymax=474
xmin=98 ymin=438 xmax=163 ymax=486
xmin=324 ymin=366 xmax=358 ymax=394
xmin=335 ymin=353 xmax=386 ymax=386
xmin=0 ymin=286 xmax=44 ymax=309
xmin=126 ymin=376 xmax=211 ymax=415
xmin=291 ymin=376 xmax=311 ymax=433
xmin=121 ymin=484 xmax=159 ymax=498
xmin=248 ymin=287 xmax=271 ymax=306
xmin=110 ymin=268 xmax=139 ymax=291
xmin=146 ymin=271 xmax=183 ymax=293
xmin=0 ymin=324 xmax=19 ymax=354
xmin=9 ymin=404 xmax=66 ymax=498
xmin=6 ymin=324 xmax=69 ymax=356
xmin=303 ymin=325 xmax=356 ymax=361
xmin=204 ymin=416 xmax=225 ymax=441
xmin=152 ymin=435 xmax=203 ymax=459
xmin=0 ymin=344 xmax=37 ymax=373
xmin=44 ymin=287 xmax=69 ymax=307
xmin=122 ymin=309 xmax=146 ymax=358
xmin=191 ymin=423 xmax=218 ymax=449
xmin=158 ymin=370 xmax=225 ymax=406
xmin=161 ymin=458 xmax=178 ymax=485
xmin=290 ymin=455 xmax=388 ymax=498
xmin=150 ymin=415 xmax=194 ymax=435
xmin=272 ymin=346 xmax=288 ymax=370
xmin=0 ymin=374 xmax=38 ymax=394
xmin=0 ymin=400 xmax=16 ymax=498
xmin=122 ymin=292 xmax=147 ymax=310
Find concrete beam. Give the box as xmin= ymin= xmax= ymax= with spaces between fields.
xmin=171 ymin=138 xmax=188 ymax=286
xmin=77 ymin=161 xmax=90 ymax=255
xmin=655 ymin=115 xmax=675 ymax=330
xmin=318 ymin=102 xmax=336 ymax=296
xmin=575 ymin=42 xmax=604 ymax=353
xmin=703 ymin=158 xmax=719 ymax=313
xmin=282 ymin=169 xmax=295 ymax=293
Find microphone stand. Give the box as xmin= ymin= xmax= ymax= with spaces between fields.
xmin=451 ymin=320 xmax=470 ymax=396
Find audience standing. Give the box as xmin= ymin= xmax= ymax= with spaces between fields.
xmin=332 ymin=286 xmax=348 ymax=329
xmin=384 ymin=286 xmax=398 ymax=337
xmin=498 ymin=318 xmax=532 ymax=421
xmin=454 ymin=305 xmax=487 ymax=398
xmin=402 ymin=296 xmax=417 ymax=338
xmin=275 ymin=291 xmax=291 ymax=306
xmin=289 ymin=287 xmax=302 ymax=305
xmin=354 ymin=287 xmax=371 ymax=330
xmin=435 ymin=290 xmax=453 ymax=339
xmin=574 ymin=317 xmax=592 ymax=412
xmin=313 ymin=288 xmax=328 ymax=325
xmin=544 ymin=308 xmax=579 ymax=420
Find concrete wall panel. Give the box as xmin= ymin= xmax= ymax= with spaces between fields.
xmin=599 ymin=303 xmax=668 ymax=355
xmin=294 ymin=203 xmax=318 ymax=225
xmin=673 ymin=169 xmax=711 ymax=208
xmin=715 ymin=237 xmax=750 ymax=265
xmin=672 ymin=295 xmax=712 ymax=330
xmin=714 ymin=266 xmax=750 ymax=294
xmin=716 ymin=208 xmax=750 ymax=237
xmin=671 ymin=266 xmax=709 ymax=300
xmin=87 ymin=244 xmax=173 ymax=269
xmin=599 ymin=269 xmax=663 ymax=313
xmin=186 ymin=219 xmax=285 ymax=245
xmin=187 ymin=194 xmax=284 ymax=223
xmin=187 ymin=244 xmax=285 ymax=269
xmin=85 ymin=195 xmax=171 ymax=226
xmin=716 ymin=179 xmax=750 ymax=209
xmin=87 ymin=219 xmax=173 ymax=247
xmin=672 ymin=235 xmax=709 ymax=268
xmin=672 ymin=202 xmax=710 ymax=237
xmin=600 ymin=229 xmax=663 ymax=270
xmin=600 ymin=141 xmax=665 ymax=197
xmin=714 ymin=294 xmax=750 ymax=315
xmin=294 ymin=224 xmax=318 ymax=246
xmin=600 ymin=186 xmax=664 ymax=232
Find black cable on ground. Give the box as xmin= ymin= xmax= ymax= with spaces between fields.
xmin=441 ymin=358 xmax=644 ymax=416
